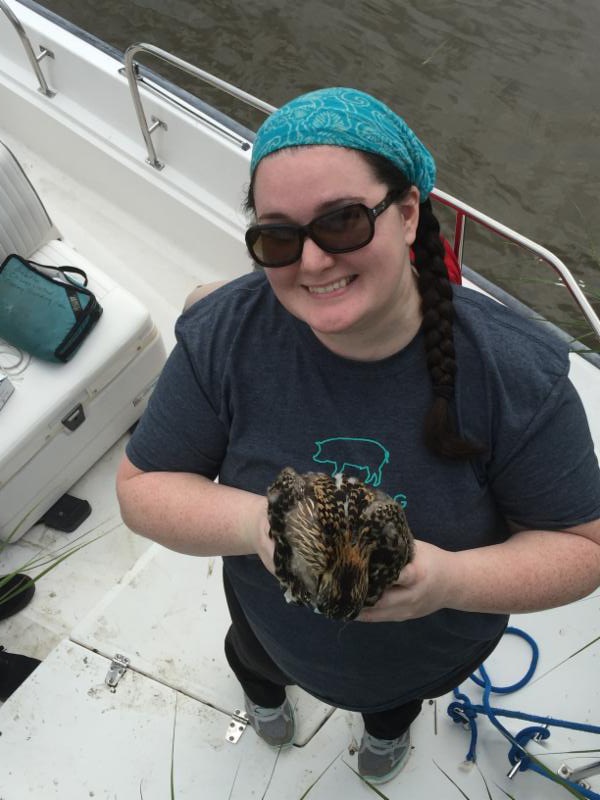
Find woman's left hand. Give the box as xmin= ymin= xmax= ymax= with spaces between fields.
xmin=357 ymin=539 xmax=454 ymax=622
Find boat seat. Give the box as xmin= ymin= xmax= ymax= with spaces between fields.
xmin=0 ymin=138 xmax=60 ymax=264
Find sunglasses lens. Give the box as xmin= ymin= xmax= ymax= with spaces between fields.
xmin=312 ymin=204 xmax=372 ymax=251
xmin=246 ymin=226 xmax=301 ymax=267
xmin=246 ymin=203 xmax=375 ymax=267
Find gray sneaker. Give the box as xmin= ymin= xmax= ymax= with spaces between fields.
xmin=358 ymin=728 xmax=411 ymax=784
xmin=244 ymin=695 xmax=295 ymax=748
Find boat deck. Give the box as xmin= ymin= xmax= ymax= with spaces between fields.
xmin=0 ymin=128 xmax=598 ymax=799
xmin=1 ymin=3 xmax=599 ymax=796
xmin=2 ymin=487 xmax=599 ymax=797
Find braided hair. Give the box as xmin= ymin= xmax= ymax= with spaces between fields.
xmin=362 ymin=151 xmax=483 ymax=459
xmin=245 ymin=149 xmax=483 ymax=460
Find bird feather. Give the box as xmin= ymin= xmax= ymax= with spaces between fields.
xmin=266 ymin=467 xmax=414 ymax=620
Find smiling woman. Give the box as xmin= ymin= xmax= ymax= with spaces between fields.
xmin=249 ymin=146 xmax=423 ymax=361
xmin=116 ymin=86 xmax=600 ymax=787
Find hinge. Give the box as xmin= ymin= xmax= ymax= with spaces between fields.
xmin=105 ymin=653 xmax=130 ymax=692
xmin=225 ymin=709 xmax=249 ymax=743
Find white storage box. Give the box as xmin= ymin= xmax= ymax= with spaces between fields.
xmin=0 ymin=258 xmax=166 ymax=542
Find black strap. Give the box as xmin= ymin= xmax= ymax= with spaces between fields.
xmin=28 ymin=259 xmax=88 ymax=287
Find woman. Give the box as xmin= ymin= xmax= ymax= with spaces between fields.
xmin=116 ymin=87 xmax=600 ymax=786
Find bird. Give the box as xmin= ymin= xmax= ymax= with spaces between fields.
xmin=266 ymin=467 xmax=414 ymax=621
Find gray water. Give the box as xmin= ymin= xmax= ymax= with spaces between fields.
xmin=38 ymin=0 xmax=600 ymax=333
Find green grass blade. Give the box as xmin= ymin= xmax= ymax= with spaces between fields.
xmin=298 ymin=751 xmax=343 ymax=799
xmin=0 ymin=516 xmax=121 ymax=610
xmin=227 ymin=760 xmax=242 ymax=800
xmin=343 ymin=762 xmax=392 ymax=798
xmin=0 ymin=497 xmax=57 ymax=552
xmin=170 ymin=695 xmax=178 ymax=799
xmin=475 ymin=764 xmax=494 ymax=800
xmin=432 ymin=761 xmax=473 ymax=799
xmin=260 ymin=745 xmax=282 ymax=800
xmin=513 ymin=750 xmax=589 ymax=799
xmin=492 ymin=783 xmax=518 ymax=800
xmin=1 ymin=532 xmax=107 ymax=593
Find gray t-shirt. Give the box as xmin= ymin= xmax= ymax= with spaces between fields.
xmin=127 ymin=271 xmax=600 ymax=712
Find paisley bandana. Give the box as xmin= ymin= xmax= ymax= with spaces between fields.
xmin=250 ymin=87 xmax=436 ymax=200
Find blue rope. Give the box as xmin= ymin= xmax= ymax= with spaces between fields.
xmin=447 ymin=626 xmax=600 ymax=799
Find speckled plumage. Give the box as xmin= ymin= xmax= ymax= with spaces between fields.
xmin=266 ymin=467 xmax=414 ymax=621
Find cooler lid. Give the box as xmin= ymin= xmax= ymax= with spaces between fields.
xmin=0 ymin=250 xmax=156 ymax=484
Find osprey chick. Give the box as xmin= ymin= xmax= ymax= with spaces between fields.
xmin=266 ymin=467 xmax=414 ymax=621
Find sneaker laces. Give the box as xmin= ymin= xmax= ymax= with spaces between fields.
xmin=362 ymin=731 xmax=408 ymax=755
xmin=248 ymin=701 xmax=289 ymax=722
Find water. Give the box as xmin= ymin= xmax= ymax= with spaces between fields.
xmin=37 ymin=0 xmax=600 ymax=333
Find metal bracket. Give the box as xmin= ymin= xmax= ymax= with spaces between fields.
xmin=507 ymin=727 xmax=548 ymax=779
xmin=149 ymin=114 xmax=167 ymax=133
xmin=558 ymin=759 xmax=600 ymax=789
xmin=225 ymin=709 xmax=249 ymax=744
xmin=105 ymin=654 xmax=130 ymax=692
xmin=143 ymin=116 xmax=167 ymax=170
xmin=37 ymin=45 xmax=54 ymax=62
xmin=451 ymin=707 xmax=472 ymax=730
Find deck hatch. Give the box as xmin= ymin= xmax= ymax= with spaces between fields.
xmin=72 ymin=545 xmax=335 ymax=746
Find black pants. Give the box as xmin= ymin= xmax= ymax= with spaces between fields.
xmin=223 ymin=572 xmax=503 ymax=739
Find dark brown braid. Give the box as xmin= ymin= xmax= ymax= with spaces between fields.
xmin=412 ymin=198 xmax=483 ymax=458
xmin=360 ymin=151 xmax=483 ymax=458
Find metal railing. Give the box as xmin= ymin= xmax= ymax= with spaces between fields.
xmin=0 ymin=0 xmax=54 ymax=97
xmin=122 ymin=44 xmax=599 ymax=345
xmin=431 ymin=187 xmax=600 ymax=343
xmin=123 ymin=43 xmax=275 ymax=170
xmin=1 ymin=6 xmax=593 ymax=345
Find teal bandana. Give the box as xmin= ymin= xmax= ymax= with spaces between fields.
xmin=250 ymin=87 xmax=436 ymax=200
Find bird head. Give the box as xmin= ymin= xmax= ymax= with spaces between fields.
xmin=314 ymin=536 xmax=372 ymax=621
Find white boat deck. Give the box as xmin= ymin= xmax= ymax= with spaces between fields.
xmin=1 ymin=3 xmax=599 ymax=797
xmin=2 ymin=513 xmax=599 ymax=797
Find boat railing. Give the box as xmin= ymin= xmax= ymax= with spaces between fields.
xmin=0 ymin=0 xmax=54 ymax=97
xmin=431 ymin=188 xmax=600 ymax=343
xmin=122 ymin=44 xmax=600 ymax=347
xmin=123 ymin=43 xmax=275 ymax=170
xmin=2 ymin=9 xmax=598 ymax=348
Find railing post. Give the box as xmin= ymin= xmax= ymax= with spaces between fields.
xmin=123 ymin=43 xmax=276 ymax=171
xmin=453 ymin=210 xmax=466 ymax=266
xmin=0 ymin=0 xmax=55 ymax=97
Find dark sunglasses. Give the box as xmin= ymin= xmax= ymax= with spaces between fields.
xmin=245 ymin=190 xmax=400 ymax=268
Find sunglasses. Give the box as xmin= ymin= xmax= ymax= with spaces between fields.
xmin=245 ymin=190 xmax=400 ymax=268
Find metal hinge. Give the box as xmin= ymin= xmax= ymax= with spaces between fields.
xmin=105 ymin=654 xmax=130 ymax=692
xmin=225 ymin=709 xmax=249 ymax=743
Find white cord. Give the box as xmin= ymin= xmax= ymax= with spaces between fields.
xmin=0 ymin=342 xmax=31 ymax=376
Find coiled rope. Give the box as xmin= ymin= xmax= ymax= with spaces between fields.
xmin=447 ymin=626 xmax=600 ymax=798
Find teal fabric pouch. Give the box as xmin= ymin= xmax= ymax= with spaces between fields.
xmin=0 ymin=254 xmax=103 ymax=363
